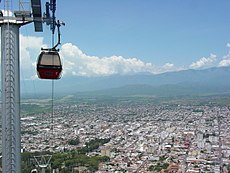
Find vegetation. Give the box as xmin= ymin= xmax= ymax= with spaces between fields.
xmin=20 ymin=138 xmax=110 ymax=173
xmin=68 ymin=137 xmax=80 ymax=145
xmin=192 ymin=109 xmax=204 ymax=113
xmin=159 ymin=156 xmax=167 ymax=161
xmin=148 ymin=162 xmax=169 ymax=172
xmin=78 ymin=138 xmax=110 ymax=154
xmin=148 ymin=156 xmax=169 ymax=172
xmin=52 ymin=152 xmax=109 ymax=172
xmin=21 ymin=103 xmax=51 ymax=115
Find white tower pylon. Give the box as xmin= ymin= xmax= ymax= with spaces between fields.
xmin=0 ymin=1 xmax=31 ymax=172
xmin=1 ymin=0 xmax=63 ymax=172
xmin=1 ymin=18 xmax=22 ymax=173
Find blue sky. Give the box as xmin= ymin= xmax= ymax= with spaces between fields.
xmin=57 ymin=0 xmax=230 ymax=62
xmin=3 ymin=0 xmax=230 ymax=78
xmin=57 ymin=0 xmax=230 ymax=63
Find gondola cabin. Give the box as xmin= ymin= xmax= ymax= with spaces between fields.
xmin=37 ymin=51 xmax=62 ymax=79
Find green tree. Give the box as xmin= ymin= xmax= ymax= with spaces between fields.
xmin=68 ymin=137 xmax=80 ymax=145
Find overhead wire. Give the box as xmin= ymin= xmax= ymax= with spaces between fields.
xmin=51 ymin=28 xmax=55 ymax=137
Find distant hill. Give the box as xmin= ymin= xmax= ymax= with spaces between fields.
xmin=21 ymin=66 xmax=230 ymax=97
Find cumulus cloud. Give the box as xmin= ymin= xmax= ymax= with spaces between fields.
xmin=20 ymin=35 xmax=46 ymax=79
xmin=218 ymin=50 xmax=230 ymax=67
xmin=60 ymin=43 xmax=159 ymax=76
xmin=218 ymin=59 xmax=230 ymax=67
xmin=189 ymin=54 xmax=217 ymax=69
xmin=161 ymin=63 xmax=177 ymax=72
xmin=227 ymin=43 xmax=230 ymax=48
xmin=19 ymin=35 xmax=182 ymax=79
xmin=22 ymin=35 xmax=230 ymax=79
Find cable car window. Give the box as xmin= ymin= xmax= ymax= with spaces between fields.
xmin=39 ymin=52 xmax=61 ymax=66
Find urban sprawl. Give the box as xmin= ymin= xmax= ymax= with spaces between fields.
xmin=20 ymin=100 xmax=230 ymax=172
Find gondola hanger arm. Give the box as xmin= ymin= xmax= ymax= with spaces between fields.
xmin=41 ymin=20 xmax=65 ymax=52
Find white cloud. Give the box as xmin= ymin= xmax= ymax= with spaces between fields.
xmin=218 ymin=51 xmax=230 ymax=67
xmin=227 ymin=43 xmax=230 ymax=48
xmin=60 ymin=43 xmax=159 ymax=77
xmin=20 ymin=35 xmax=46 ymax=79
xmin=161 ymin=63 xmax=176 ymax=72
xmin=21 ymin=35 xmax=230 ymax=79
xmin=189 ymin=54 xmax=217 ymax=69
xmin=19 ymin=36 xmax=181 ymax=79
xmin=218 ymin=59 xmax=230 ymax=67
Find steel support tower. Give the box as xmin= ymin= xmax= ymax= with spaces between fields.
xmin=0 ymin=16 xmax=31 ymax=173
xmin=0 ymin=0 xmax=60 ymax=172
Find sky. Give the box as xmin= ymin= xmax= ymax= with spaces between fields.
xmin=2 ymin=0 xmax=230 ymax=79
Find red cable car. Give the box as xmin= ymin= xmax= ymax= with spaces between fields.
xmin=37 ymin=50 xmax=62 ymax=79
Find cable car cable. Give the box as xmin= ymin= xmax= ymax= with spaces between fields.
xmin=34 ymin=1 xmax=64 ymax=138
xmin=51 ymin=32 xmax=55 ymax=137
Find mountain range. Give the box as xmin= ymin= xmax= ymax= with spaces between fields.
xmin=21 ymin=66 xmax=230 ymax=97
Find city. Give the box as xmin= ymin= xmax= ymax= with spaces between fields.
xmin=20 ymin=96 xmax=230 ymax=172
xmin=0 ymin=0 xmax=230 ymax=172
